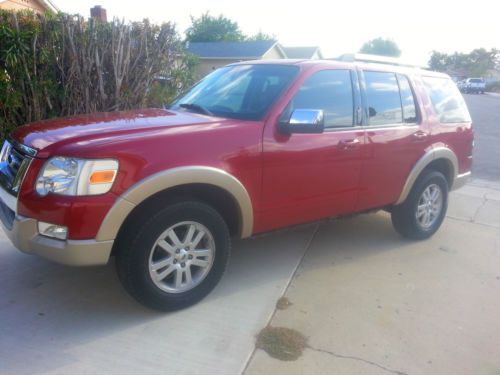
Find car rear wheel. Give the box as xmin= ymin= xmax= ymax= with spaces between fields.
xmin=391 ymin=171 xmax=448 ymax=240
xmin=116 ymin=201 xmax=230 ymax=311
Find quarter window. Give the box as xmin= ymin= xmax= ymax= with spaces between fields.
xmin=281 ymin=70 xmax=354 ymax=128
xmin=364 ymin=71 xmax=403 ymax=126
xmin=423 ymin=77 xmax=471 ymax=123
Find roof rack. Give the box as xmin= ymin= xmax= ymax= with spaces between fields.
xmin=333 ymin=53 xmax=426 ymax=69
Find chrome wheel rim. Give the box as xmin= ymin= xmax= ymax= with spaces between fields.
xmin=148 ymin=221 xmax=215 ymax=294
xmin=416 ymin=184 xmax=443 ymax=229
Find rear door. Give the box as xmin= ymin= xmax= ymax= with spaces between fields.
xmin=356 ymin=70 xmax=432 ymax=210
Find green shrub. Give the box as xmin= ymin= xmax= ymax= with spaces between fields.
xmin=0 ymin=10 xmax=198 ymax=137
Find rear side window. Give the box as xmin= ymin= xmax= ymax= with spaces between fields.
xmin=281 ymin=69 xmax=354 ymax=128
xmin=423 ymin=77 xmax=471 ymax=123
xmin=364 ymin=71 xmax=403 ymax=125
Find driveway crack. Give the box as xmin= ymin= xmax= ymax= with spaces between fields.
xmin=307 ymin=345 xmax=409 ymax=375
xmin=472 ymin=193 xmax=488 ymax=222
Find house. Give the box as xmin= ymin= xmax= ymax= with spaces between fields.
xmin=0 ymin=0 xmax=58 ymax=13
xmin=282 ymin=46 xmax=323 ymax=59
xmin=186 ymin=40 xmax=287 ymax=77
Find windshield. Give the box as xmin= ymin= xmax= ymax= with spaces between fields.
xmin=469 ymin=78 xmax=484 ymax=83
xmin=170 ymin=64 xmax=299 ymax=121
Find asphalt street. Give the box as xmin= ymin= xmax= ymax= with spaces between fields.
xmin=465 ymin=93 xmax=500 ymax=181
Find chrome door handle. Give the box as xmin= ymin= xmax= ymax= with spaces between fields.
xmin=411 ymin=131 xmax=429 ymax=142
xmin=338 ymin=138 xmax=361 ymax=149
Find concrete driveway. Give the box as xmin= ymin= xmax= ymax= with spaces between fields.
xmin=1 ymin=181 xmax=499 ymax=375
xmin=0 ymin=224 xmax=316 ymax=375
xmin=246 ymin=181 xmax=500 ymax=375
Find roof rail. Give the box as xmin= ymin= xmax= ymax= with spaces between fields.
xmin=333 ymin=53 xmax=426 ymax=69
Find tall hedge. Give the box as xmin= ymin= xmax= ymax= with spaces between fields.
xmin=0 ymin=10 xmax=198 ymax=137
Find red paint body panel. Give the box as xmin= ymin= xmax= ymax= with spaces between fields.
xmin=15 ymin=109 xmax=263 ymax=239
xmin=10 ymin=60 xmax=473 ymax=240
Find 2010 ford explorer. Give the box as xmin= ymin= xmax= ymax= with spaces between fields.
xmin=0 ymin=56 xmax=473 ymax=310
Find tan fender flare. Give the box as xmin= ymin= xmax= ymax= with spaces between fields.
xmin=96 ymin=166 xmax=254 ymax=241
xmin=395 ymin=147 xmax=458 ymax=205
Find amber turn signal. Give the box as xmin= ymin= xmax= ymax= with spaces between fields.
xmin=90 ymin=170 xmax=116 ymax=184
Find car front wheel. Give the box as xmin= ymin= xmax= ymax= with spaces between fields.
xmin=391 ymin=171 xmax=448 ymax=240
xmin=116 ymin=201 xmax=231 ymax=311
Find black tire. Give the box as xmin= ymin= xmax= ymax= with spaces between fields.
xmin=115 ymin=201 xmax=230 ymax=311
xmin=391 ymin=171 xmax=448 ymax=240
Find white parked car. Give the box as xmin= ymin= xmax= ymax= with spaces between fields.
xmin=463 ymin=78 xmax=486 ymax=94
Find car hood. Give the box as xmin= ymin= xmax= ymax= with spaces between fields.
xmin=11 ymin=108 xmax=228 ymax=158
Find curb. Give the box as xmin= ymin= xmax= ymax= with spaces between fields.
xmin=485 ymin=92 xmax=500 ymax=97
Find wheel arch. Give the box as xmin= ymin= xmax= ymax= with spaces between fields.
xmin=96 ymin=166 xmax=254 ymax=242
xmin=395 ymin=147 xmax=458 ymax=205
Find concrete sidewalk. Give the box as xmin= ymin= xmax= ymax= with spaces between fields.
xmin=245 ymin=180 xmax=500 ymax=375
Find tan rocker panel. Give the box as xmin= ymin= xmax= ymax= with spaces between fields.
xmin=395 ymin=147 xmax=459 ymax=205
xmin=96 ymin=166 xmax=254 ymax=241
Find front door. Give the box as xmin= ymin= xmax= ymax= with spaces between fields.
xmin=257 ymin=68 xmax=366 ymax=233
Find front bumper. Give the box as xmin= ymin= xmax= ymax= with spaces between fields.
xmin=0 ymin=190 xmax=113 ymax=266
xmin=0 ymin=139 xmax=114 ymax=266
xmin=2 ymin=215 xmax=113 ymax=266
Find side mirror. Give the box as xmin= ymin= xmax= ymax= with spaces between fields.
xmin=278 ymin=109 xmax=324 ymax=134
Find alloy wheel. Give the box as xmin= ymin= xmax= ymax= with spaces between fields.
xmin=148 ymin=221 xmax=215 ymax=293
xmin=416 ymin=184 xmax=443 ymax=229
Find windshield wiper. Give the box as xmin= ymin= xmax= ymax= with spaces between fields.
xmin=179 ymin=103 xmax=214 ymax=116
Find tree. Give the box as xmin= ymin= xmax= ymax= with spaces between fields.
xmin=185 ymin=13 xmax=244 ymax=42
xmin=428 ymin=48 xmax=499 ymax=76
xmin=359 ymin=37 xmax=401 ymax=57
xmin=428 ymin=51 xmax=449 ymax=72
xmin=246 ymin=31 xmax=276 ymax=41
xmin=468 ymin=48 xmax=498 ymax=76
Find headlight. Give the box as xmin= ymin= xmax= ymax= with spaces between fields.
xmin=36 ymin=157 xmax=118 ymax=196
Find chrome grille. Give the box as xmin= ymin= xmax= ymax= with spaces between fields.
xmin=7 ymin=147 xmax=23 ymax=176
xmin=0 ymin=139 xmax=34 ymax=196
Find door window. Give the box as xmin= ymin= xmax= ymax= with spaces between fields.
xmin=280 ymin=70 xmax=354 ymax=128
xmin=364 ymin=71 xmax=403 ymax=126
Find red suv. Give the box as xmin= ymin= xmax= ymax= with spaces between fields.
xmin=0 ymin=56 xmax=473 ymax=310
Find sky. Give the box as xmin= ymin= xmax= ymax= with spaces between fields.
xmin=62 ymin=0 xmax=499 ymax=66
